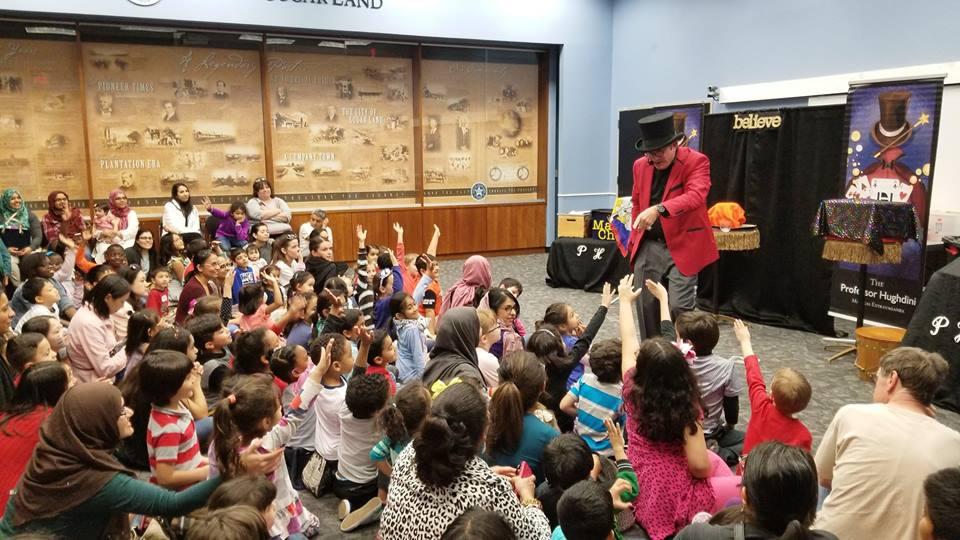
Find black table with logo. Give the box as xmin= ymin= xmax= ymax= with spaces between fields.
xmin=546 ymin=237 xmax=631 ymax=293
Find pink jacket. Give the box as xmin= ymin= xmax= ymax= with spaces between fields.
xmin=66 ymin=305 xmax=127 ymax=383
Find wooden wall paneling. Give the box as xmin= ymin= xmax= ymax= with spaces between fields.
xmin=419 ymin=207 xmax=457 ymax=254
xmin=327 ymin=211 xmax=356 ymax=262
xmin=421 ymin=206 xmax=486 ymax=255
xmin=352 ymin=211 xmax=391 ymax=251
xmin=486 ymin=203 xmax=546 ymax=251
xmin=387 ymin=208 xmax=424 ymax=254
xmin=454 ymin=206 xmax=488 ymax=254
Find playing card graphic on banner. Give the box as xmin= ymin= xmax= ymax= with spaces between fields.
xmin=830 ymin=79 xmax=943 ymax=327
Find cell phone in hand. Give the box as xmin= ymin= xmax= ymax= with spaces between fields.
xmin=517 ymin=461 xmax=533 ymax=479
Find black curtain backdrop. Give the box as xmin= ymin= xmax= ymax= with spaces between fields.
xmin=697 ymin=106 xmax=845 ymax=334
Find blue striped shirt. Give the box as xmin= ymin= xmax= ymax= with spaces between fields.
xmin=570 ymin=373 xmax=623 ymax=454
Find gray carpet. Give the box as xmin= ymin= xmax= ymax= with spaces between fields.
xmin=300 ymin=252 xmax=960 ymax=538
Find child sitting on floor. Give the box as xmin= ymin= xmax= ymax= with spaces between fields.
xmin=305 ymin=333 xmax=358 ymax=497
xmin=733 ymin=319 xmax=812 ymax=458
xmin=370 ymin=382 xmax=431 ymax=503
xmin=140 ymin=350 xmax=208 ymax=490
xmin=335 ymin=374 xmax=390 ymax=532
xmin=647 ymin=280 xmax=744 ymax=466
xmin=365 ymin=329 xmax=397 ymax=395
xmin=186 ymin=314 xmax=234 ymax=410
xmin=206 ymin=475 xmax=278 ymax=537
xmin=237 ymin=276 xmax=283 ymax=332
xmin=14 ymin=277 xmax=60 ymax=333
xmin=560 ymin=339 xmax=624 ymax=457
xmin=539 ymin=419 xmax=638 ymax=537
xmin=390 ymin=292 xmax=428 ymax=387
xmin=246 ymin=243 xmax=267 ymax=275
xmin=145 ymin=267 xmax=172 ymax=321
xmin=554 ymin=473 xmax=637 ymax=540
xmin=211 ymin=364 xmax=326 ymax=539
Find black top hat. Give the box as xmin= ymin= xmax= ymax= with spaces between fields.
xmin=635 ymin=111 xmax=685 ymax=152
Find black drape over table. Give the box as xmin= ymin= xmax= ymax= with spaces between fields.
xmin=698 ymin=106 xmax=846 ymax=334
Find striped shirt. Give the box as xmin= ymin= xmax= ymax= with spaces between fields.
xmin=370 ymin=436 xmax=410 ymax=465
xmin=146 ymin=404 xmax=203 ymax=485
xmin=570 ymin=373 xmax=623 ymax=455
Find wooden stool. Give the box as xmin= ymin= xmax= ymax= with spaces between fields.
xmin=854 ymin=327 xmax=906 ymax=381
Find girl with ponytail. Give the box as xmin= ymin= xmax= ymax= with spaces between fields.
xmin=485 ymin=351 xmax=559 ymax=484
xmin=379 ymin=381 xmax=551 ymax=540
xmin=675 ymin=441 xmax=837 ymax=540
xmin=211 ymin=339 xmax=332 ymax=539
xmin=370 ymin=382 xmax=431 ymax=502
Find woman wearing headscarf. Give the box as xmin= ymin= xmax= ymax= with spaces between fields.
xmin=1 ymin=188 xmax=42 ymax=287
xmin=438 ymin=255 xmax=491 ymax=318
xmin=0 ymin=382 xmax=221 ymax=538
xmin=0 ymin=291 xmax=16 ymax=407
xmin=108 ymin=189 xmax=139 ymax=249
xmin=421 ymin=306 xmax=485 ymax=392
xmin=40 ymin=190 xmax=85 ymax=253
xmin=161 ymin=183 xmax=201 ymax=244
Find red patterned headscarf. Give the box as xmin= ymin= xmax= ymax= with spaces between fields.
xmin=42 ymin=191 xmax=85 ymax=245
xmin=109 ymin=189 xmax=130 ymax=230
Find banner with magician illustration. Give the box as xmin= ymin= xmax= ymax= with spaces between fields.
xmin=829 ymin=78 xmax=943 ymax=327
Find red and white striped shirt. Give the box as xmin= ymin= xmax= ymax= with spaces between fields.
xmin=146 ymin=404 xmax=203 ymax=485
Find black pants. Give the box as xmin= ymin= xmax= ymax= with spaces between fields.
xmin=284 ymin=447 xmax=313 ymax=491
xmin=705 ymin=426 xmax=745 ymax=466
xmin=333 ymin=474 xmax=378 ymax=508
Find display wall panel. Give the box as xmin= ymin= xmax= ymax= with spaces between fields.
xmin=0 ymin=37 xmax=90 ymax=208
xmin=421 ymin=48 xmax=540 ymax=205
xmin=81 ymin=41 xmax=267 ymax=213
xmin=264 ymin=42 xmax=417 ymax=209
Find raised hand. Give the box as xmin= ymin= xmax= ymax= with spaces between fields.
xmin=359 ymin=326 xmax=374 ymax=347
xmin=317 ymin=338 xmax=335 ymax=374
xmin=617 ymin=274 xmax=642 ymax=303
xmin=601 ymin=281 xmax=614 ymax=308
xmin=733 ymin=319 xmax=751 ymax=344
xmin=603 ymin=417 xmax=626 ymax=459
xmin=392 ymin=222 xmax=403 ymax=236
xmin=201 ymin=196 xmax=212 ymax=210
xmin=356 ymin=224 xmax=367 ymax=243
xmin=644 ymin=278 xmax=668 ymax=303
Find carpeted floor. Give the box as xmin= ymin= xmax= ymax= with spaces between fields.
xmin=300 ymin=252 xmax=960 ymax=538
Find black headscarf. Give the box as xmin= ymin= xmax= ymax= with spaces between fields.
xmin=422 ymin=307 xmax=483 ymax=390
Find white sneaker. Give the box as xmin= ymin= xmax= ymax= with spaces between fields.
xmin=337 ymin=499 xmax=351 ymax=521
xmin=340 ymin=498 xmax=383 ymax=532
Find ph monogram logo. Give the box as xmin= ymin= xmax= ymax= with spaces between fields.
xmin=929 ymin=315 xmax=960 ymax=343
xmin=593 ymin=248 xmax=605 ymax=260
xmin=576 ymin=245 xmax=587 ymax=257
xmin=931 ymin=316 xmax=949 ymax=336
